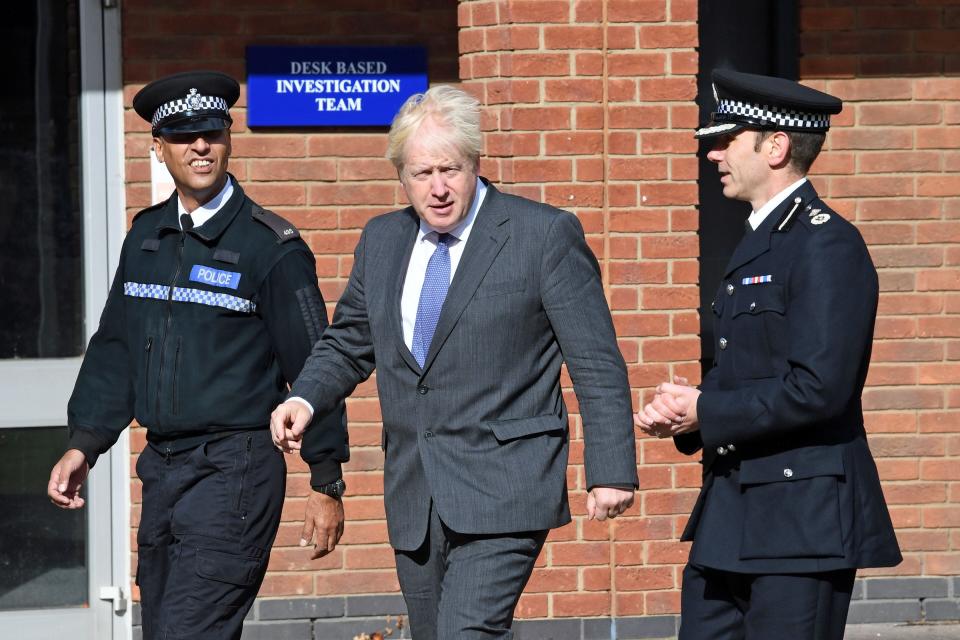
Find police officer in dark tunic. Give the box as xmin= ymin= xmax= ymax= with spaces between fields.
xmin=636 ymin=70 xmax=902 ymax=640
xmin=46 ymin=71 xmax=349 ymax=640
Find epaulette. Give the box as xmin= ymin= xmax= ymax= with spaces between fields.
xmin=773 ymin=195 xmax=806 ymax=233
xmin=252 ymin=205 xmax=300 ymax=243
xmin=131 ymin=198 xmax=169 ymax=224
xmin=798 ymin=201 xmax=834 ymax=229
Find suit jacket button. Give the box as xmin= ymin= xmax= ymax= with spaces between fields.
xmin=424 ymin=431 xmax=434 ymax=438
xmin=749 ymin=302 xmax=756 ymax=312
xmin=417 ymin=385 xmax=429 ymax=395
xmin=716 ymin=446 xmax=728 ymax=456
xmin=719 ymin=337 xmax=728 ymax=350
xmin=726 ymin=284 xmax=735 ymax=295
xmin=783 ymin=468 xmax=793 ymax=478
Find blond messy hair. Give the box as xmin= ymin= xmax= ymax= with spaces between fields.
xmin=386 ymin=85 xmax=482 ymax=171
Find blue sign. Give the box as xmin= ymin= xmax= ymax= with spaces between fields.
xmin=246 ymin=46 xmax=428 ymax=127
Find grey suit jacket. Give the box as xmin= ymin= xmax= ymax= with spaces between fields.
xmin=290 ymin=181 xmax=638 ymax=551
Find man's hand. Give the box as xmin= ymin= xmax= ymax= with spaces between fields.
xmin=300 ymin=490 xmax=344 ymax=559
xmin=587 ymin=487 xmax=635 ymax=521
xmin=47 ymin=449 xmax=89 ymax=509
xmin=635 ymin=375 xmax=701 ymax=438
xmin=656 ymin=381 xmax=701 ymax=435
xmin=270 ymin=400 xmax=312 ymax=452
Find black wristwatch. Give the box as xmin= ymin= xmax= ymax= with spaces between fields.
xmin=315 ymin=478 xmax=346 ymax=499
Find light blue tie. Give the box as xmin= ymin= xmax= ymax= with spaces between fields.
xmin=412 ymin=232 xmax=452 ymax=367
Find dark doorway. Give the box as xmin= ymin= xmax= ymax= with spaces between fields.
xmin=697 ymin=0 xmax=799 ymax=375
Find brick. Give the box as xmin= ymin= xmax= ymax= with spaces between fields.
xmin=544 ymin=78 xmax=604 ymax=103
xmin=639 ymin=77 xmax=697 ymax=101
xmin=609 ymin=105 xmax=670 ymax=129
xmin=485 ymin=25 xmax=541 ymax=51
xmin=513 ymin=619 xmax=581 ymax=639
xmin=917 ymin=127 xmax=960 ymax=149
xmin=608 ymin=52 xmax=667 ymax=76
xmin=640 ymin=183 xmax=697 ymax=206
xmin=801 ymin=7 xmax=856 ymax=30
xmin=919 ymin=175 xmax=960 ymax=197
xmin=829 ymin=78 xmax=914 ymax=102
xmin=257 ymin=597 xmax=344 ymax=621
xmin=239 ymin=620 xmax=312 ymax=640
xmin=858 ymin=8 xmax=943 ymax=29
xmin=505 ymin=53 xmax=571 ymax=77
xmin=607 ymin=0 xmax=667 ymax=22
xmin=553 ymin=592 xmax=611 ymax=617
xmin=641 ymin=132 xmax=698 ymax=155
xmin=503 ymin=0 xmax=570 ymax=23
xmin=859 ymin=103 xmax=942 ymax=126
xmin=640 ymin=24 xmax=697 ymax=48
xmin=606 ymin=25 xmax=637 ymax=50
xmin=860 ymin=152 xmax=941 ymax=174
xmin=925 ymin=599 xmax=960 ymax=621
xmin=860 ymin=198 xmax=942 ymax=221
xmin=344 ymin=594 xmax=407 ymax=616
xmin=829 ymin=128 xmax=914 ymax=150
xmin=544 ymin=25 xmax=603 ymax=49
xmin=846 ymin=600 xmax=922 ymax=624
xmin=869 ymin=435 xmax=947 ymax=457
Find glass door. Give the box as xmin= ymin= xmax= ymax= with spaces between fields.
xmin=0 ymin=1 xmax=125 ymax=638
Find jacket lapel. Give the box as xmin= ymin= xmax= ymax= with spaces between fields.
xmin=388 ymin=209 xmax=423 ymax=373
xmin=420 ymin=184 xmax=511 ymax=375
xmin=722 ymin=181 xmax=816 ymax=278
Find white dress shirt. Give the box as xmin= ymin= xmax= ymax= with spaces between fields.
xmin=288 ymin=177 xmax=488 ymax=418
xmin=400 ymin=177 xmax=487 ymax=350
xmin=746 ymin=177 xmax=808 ymax=231
xmin=177 ymin=177 xmax=234 ymax=228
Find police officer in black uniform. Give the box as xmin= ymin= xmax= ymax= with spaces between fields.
xmin=636 ymin=70 xmax=902 ymax=639
xmin=46 ymin=71 xmax=349 ymax=640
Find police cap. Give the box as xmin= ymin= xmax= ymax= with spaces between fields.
xmin=133 ymin=70 xmax=240 ymax=137
xmin=695 ymin=69 xmax=842 ymax=139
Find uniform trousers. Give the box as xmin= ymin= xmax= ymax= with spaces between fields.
xmin=394 ymin=502 xmax=547 ymax=640
xmin=679 ymin=563 xmax=856 ymax=640
xmin=136 ymin=428 xmax=285 ymax=640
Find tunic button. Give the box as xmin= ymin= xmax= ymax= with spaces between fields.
xmin=716 ymin=446 xmax=728 ymax=456
xmin=719 ymin=337 xmax=728 ymax=350
xmin=783 ymin=468 xmax=794 ymax=478
xmin=727 ymin=444 xmax=736 ymax=452
xmin=726 ymin=284 xmax=735 ymax=295
xmin=417 ymin=385 xmax=429 ymax=395
xmin=711 ymin=301 xmax=716 ymax=311
xmin=749 ymin=302 xmax=756 ymax=312
xmin=424 ymin=431 xmax=434 ymax=438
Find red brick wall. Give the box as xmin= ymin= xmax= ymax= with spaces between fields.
xmin=120 ymin=0 xmax=959 ymax=620
xmin=799 ymin=0 xmax=960 ymax=580
xmin=458 ymin=0 xmax=700 ymax=619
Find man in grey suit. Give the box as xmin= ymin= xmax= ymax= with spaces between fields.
xmin=271 ymin=85 xmax=638 ymax=639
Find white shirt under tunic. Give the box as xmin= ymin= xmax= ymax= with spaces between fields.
xmin=746 ymin=177 xmax=807 ymax=231
xmin=290 ymin=177 xmax=488 ymax=417
xmin=177 ymin=177 xmax=234 ymax=227
xmin=399 ymin=177 xmax=487 ymax=350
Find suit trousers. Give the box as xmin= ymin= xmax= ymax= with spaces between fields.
xmin=679 ymin=563 xmax=856 ymax=640
xmin=394 ymin=502 xmax=548 ymax=640
xmin=136 ymin=429 xmax=285 ymax=640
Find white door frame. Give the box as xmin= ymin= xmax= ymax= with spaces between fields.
xmin=0 ymin=0 xmax=127 ymax=638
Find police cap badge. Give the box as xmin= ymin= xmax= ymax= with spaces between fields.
xmin=695 ymin=69 xmax=842 ymax=139
xmin=133 ymin=70 xmax=240 ymax=137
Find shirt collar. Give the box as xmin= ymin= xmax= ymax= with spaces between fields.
xmin=747 ymin=177 xmax=808 ymax=230
xmin=178 ymin=177 xmax=234 ymax=229
xmin=417 ymin=176 xmax=487 ymax=244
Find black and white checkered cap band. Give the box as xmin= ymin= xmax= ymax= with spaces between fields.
xmin=717 ymin=98 xmax=831 ymax=131
xmin=151 ymin=94 xmax=229 ymax=128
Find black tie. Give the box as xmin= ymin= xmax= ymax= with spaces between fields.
xmin=743 ymin=218 xmax=752 ymax=234
xmin=180 ymin=213 xmax=194 ymax=231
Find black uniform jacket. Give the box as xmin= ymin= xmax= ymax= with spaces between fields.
xmin=67 ymin=177 xmax=348 ymax=486
xmin=676 ymin=180 xmax=902 ymax=573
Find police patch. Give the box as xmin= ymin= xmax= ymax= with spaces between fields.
xmin=189 ymin=264 xmax=241 ymax=290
